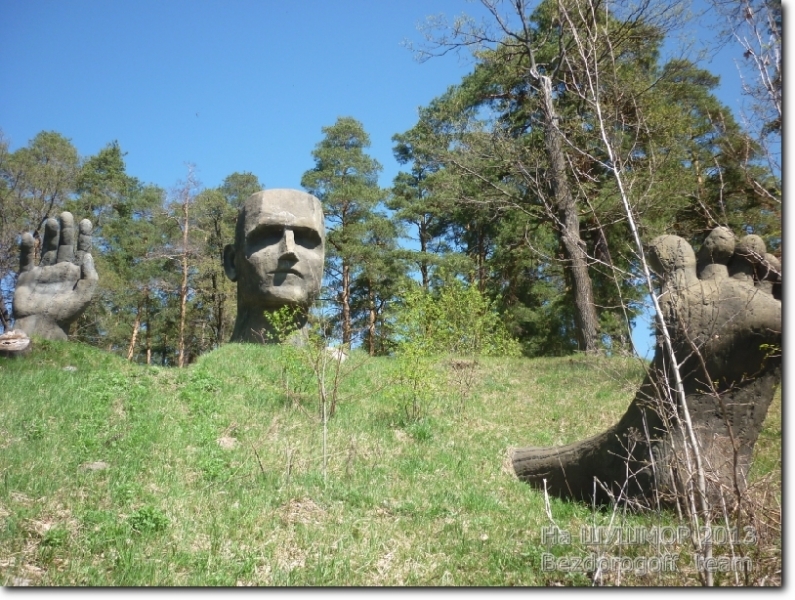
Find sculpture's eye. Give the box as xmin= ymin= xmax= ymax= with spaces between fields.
xmin=247 ymin=225 xmax=284 ymax=252
xmin=293 ymin=227 xmax=322 ymax=249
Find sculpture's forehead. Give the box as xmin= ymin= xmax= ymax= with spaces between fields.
xmin=242 ymin=190 xmax=323 ymax=236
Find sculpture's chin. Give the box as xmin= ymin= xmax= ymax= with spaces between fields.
xmin=259 ymin=284 xmax=315 ymax=308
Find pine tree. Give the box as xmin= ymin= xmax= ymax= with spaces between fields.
xmin=301 ymin=117 xmax=385 ymax=346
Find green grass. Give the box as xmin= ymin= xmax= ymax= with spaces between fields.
xmin=0 ymin=341 xmax=781 ymax=586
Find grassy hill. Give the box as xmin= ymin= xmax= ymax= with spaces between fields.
xmin=0 ymin=340 xmax=781 ymax=586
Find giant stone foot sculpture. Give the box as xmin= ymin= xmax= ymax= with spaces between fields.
xmin=12 ymin=212 xmax=98 ymax=341
xmin=512 ymin=227 xmax=781 ymax=507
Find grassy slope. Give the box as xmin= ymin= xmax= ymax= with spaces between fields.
xmin=0 ymin=340 xmax=781 ymax=586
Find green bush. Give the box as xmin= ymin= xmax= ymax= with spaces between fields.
xmin=386 ymin=278 xmax=521 ymax=421
xmin=393 ymin=278 xmax=522 ymax=358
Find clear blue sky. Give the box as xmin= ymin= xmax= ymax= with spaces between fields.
xmin=1 ymin=0 xmax=491 ymax=190
xmin=0 ymin=0 xmax=756 ymax=358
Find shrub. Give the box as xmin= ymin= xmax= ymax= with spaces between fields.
xmin=392 ymin=278 xmax=522 ymax=358
xmin=386 ymin=278 xmax=521 ymax=421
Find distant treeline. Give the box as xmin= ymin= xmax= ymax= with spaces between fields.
xmin=0 ymin=0 xmax=780 ymax=363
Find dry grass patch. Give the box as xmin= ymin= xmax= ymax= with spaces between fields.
xmin=279 ymin=497 xmax=327 ymax=527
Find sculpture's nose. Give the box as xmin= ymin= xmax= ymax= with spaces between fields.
xmin=279 ymin=228 xmax=298 ymax=260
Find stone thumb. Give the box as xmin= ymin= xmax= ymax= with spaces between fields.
xmin=75 ymin=252 xmax=98 ymax=299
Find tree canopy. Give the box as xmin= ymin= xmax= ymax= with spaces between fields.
xmin=0 ymin=1 xmax=780 ymax=363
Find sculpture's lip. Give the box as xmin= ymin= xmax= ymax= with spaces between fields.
xmin=273 ymin=268 xmax=302 ymax=277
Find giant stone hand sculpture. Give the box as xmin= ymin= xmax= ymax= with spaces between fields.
xmin=512 ymin=227 xmax=781 ymax=507
xmin=223 ymin=189 xmax=325 ymax=343
xmin=12 ymin=212 xmax=98 ymax=341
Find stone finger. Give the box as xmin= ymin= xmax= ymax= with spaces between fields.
xmin=697 ymin=226 xmax=735 ymax=281
xmin=81 ymin=252 xmax=98 ymax=282
xmin=41 ymin=217 xmax=60 ymax=266
xmin=737 ymin=234 xmax=767 ymax=262
xmin=75 ymin=253 xmax=99 ymax=303
xmin=758 ymin=253 xmax=781 ymax=298
xmin=647 ymin=234 xmax=697 ymax=288
xmin=761 ymin=253 xmax=781 ymax=280
xmin=19 ymin=232 xmax=36 ymax=273
xmin=56 ymin=212 xmax=76 ymax=263
xmin=77 ymin=219 xmax=93 ymax=254
xmin=729 ymin=234 xmax=766 ymax=283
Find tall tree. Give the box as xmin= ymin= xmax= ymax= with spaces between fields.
xmin=219 ymin=171 xmax=262 ymax=209
xmin=350 ymin=212 xmax=406 ymax=355
xmin=414 ymin=0 xmax=626 ymax=352
xmin=68 ymin=142 xmax=166 ymax=356
xmin=301 ymin=117 xmax=385 ymax=346
xmin=708 ymin=0 xmax=781 ymax=189
xmin=390 ymin=116 xmax=458 ymax=291
xmin=169 ymin=167 xmax=200 ymax=368
xmin=405 ymin=0 xmax=775 ymax=356
xmin=0 ymin=131 xmax=80 ymax=324
xmin=193 ymin=172 xmax=263 ymax=350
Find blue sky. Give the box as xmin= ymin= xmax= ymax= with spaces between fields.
xmin=0 ymin=0 xmax=760 ymax=357
xmin=1 ymin=0 xmax=490 ymax=190
xmin=0 ymin=0 xmax=748 ymax=189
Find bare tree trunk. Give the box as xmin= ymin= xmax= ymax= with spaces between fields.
xmin=178 ymin=187 xmax=190 ymax=368
xmin=341 ymin=262 xmax=351 ymax=346
xmin=419 ymin=218 xmax=430 ymax=291
xmin=477 ymin=230 xmax=487 ymax=292
xmin=126 ymin=305 xmax=141 ymax=361
xmin=144 ymin=288 xmax=152 ymax=365
xmin=536 ymin=72 xmax=600 ymax=353
xmin=211 ymin=271 xmax=223 ymax=348
xmin=368 ymin=284 xmax=376 ymax=356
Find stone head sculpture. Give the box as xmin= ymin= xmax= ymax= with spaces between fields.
xmin=223 ymin=189 xmax=325 ymax=343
